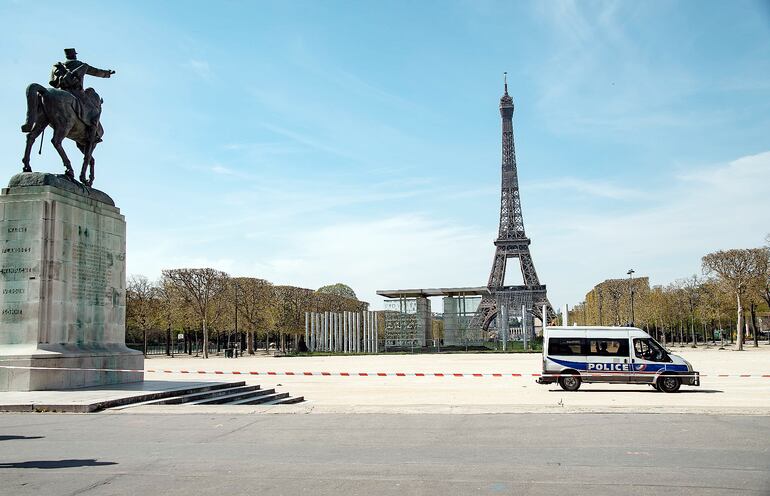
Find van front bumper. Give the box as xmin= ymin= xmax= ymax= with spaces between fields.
xmin=666 ymin=371 xmax=699 ymax=386
xmin=686 ymin=371 xmax=700 ymax=387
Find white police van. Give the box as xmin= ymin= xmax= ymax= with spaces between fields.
xmin=536 ymin=326 xmax=700 ymax=393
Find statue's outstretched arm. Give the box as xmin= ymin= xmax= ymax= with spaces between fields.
xmin=85 ymin=64 xmax=116 ymax=78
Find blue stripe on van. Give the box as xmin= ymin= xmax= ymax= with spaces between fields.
xmin=547 ymin=357 xmax=688 ymax=373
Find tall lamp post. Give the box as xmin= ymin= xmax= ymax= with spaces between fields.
xmin=234 ymin=280 xmax=240 ymax=354
xmin=597 ymin=288 xmax=603 ymax=326
xmin=627 ymin=269 xmax=635 ymax=327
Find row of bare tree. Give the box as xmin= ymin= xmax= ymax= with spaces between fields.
xmin=125 ymin=268 xmax=367 ymax=357
xmin=569 ymin=237 xmax=770 ymax=351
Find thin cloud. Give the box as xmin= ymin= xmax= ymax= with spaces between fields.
xmin=186 ymin=58 xmax=212 ymax=81
xmin=526 ymin=177 xmax=644 ymax=200
xmin=211 ymin=165 xmax=235 ymax=175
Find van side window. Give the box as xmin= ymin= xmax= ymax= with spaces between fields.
xmin=548 ymin=338 xmax=584 ymax=355
xmin=633 ymin=338 xmax=670 ymax=362
xmin=634 ymin=339 xmax=652 ymax=360
xmin=587 ymin=339 xmax=629 ymax=357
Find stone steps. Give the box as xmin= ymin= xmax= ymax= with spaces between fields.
xmin=257 ymin=395 xmax=305 ymax=405
xmin=143 ymin=384 xmax=261 ymax=405
xmin=227 ymin=391 xmax=290 ymax=405
xmin=122 ymin=382 xmax=304 ymax=408
xmin=188 ymin=387 xmax=278 ymax=405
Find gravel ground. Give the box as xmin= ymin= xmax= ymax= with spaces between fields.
xmin=130 ymin=345 xmax=770 ymax=415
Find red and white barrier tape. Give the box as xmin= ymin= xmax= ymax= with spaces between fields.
xmin=0 ymin=365 xmax=769 ymax=379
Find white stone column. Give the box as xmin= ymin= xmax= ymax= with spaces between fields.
xmin=324 ymin=312 xmax=332 ymax=351
xmin=346 ymin=312 xmax=351 ymax=353
xmin=310 ymin=312 xmax=318 ymax=351
xmin=347 ymin=312 xmax=352 ymax=353
xmin=334 ymin=312 xmax=341 ymax=351
xmin=369 ymin=312 xmax=374 ymax=353
xmin=500 ymin=305 xmax=508 ymax=351
xmin=363 ymin=312 xmax=368 ymax=353
xmin=318 ymin=312 xmax=327 ymax=351
xmin=332 ymin=313 xmax=337 ymax=352
xmin=370 ymin=311 xmax=375 ymax=353
xmin=309 ymin=312 xmax=314 ymax=352
xmin=304 ymin=312 xmax=309 ymax=352
xmin=348 ymin=312 xmax=356 ymax=353
xmin=522 ymin=305 xmax=528 ymax=351
xmin=348 ymin=312 xmax=353 ymax=353
xmin=374 ymin=312 xmax=379 ymax=353
xmin=355 ymin=312 xmax=360 ymax=353
xmin=563 ymin=303 xmax=569 ymax=326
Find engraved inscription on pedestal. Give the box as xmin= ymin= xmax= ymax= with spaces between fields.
xmin=0 ymin=221 xmax=39 ymax=342
xmin=72 ymin=239 xmax=113 ymax=303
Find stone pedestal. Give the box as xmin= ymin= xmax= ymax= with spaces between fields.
xmin=0 ymin=172 xmax=143 ymax=391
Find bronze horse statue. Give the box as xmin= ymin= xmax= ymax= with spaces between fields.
xmin=21 ymin=49 xmax=115 ymax=187
xmin=21 ymin=83 xmax=103 ymax=187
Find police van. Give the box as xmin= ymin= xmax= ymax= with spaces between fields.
xmin=536 ymin=326 xmax=699 ymax=393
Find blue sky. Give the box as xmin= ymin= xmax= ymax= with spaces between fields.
xmin=2 ymin=0 xmax=769 ymax=311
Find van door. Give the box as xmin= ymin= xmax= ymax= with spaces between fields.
xmin=585 ymin=334 xmax=631 ymax=383
xmin=630 ymin=337 xmax=672 ymax=384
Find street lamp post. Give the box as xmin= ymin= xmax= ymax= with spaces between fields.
xmin=234 ymin=280 xmax=240 ymax=355
xmin=597 ymin=288 xmax=603 ymax=326
xmin=627 ymin=269 xmax=635 ymax=327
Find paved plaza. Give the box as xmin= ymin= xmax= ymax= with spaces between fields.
xmin=0 ymin=413 xmax=768 ymax=496
xmin=121 ymin=346 xmax=770 ymax=415
xmin=2 ymin=346 xmax=768 ymax=496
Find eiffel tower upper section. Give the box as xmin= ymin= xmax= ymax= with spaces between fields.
xmin=479 ymin=75 xmax=552 ymax=325
xmin=494 ymin=78 xmax=527 ymax=246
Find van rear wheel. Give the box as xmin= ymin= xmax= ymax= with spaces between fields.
xmin=558 ymin=373 xmax=581 ymax=392
xmin=658 ymin=375 xmax=681 ymax=393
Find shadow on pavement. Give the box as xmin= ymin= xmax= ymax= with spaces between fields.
xmin=0 ymin=459 xmax=117 ymax=469
xmin=548 ymin=388 xmax=723 ymax=393
xmin=0 ymin=435 xmax=44 ymax=441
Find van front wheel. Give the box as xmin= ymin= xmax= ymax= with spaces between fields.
xmin=658 ymin=375 xmax=681 ymax=393
xmin=558 ymin=373 xmax=581 ymax=392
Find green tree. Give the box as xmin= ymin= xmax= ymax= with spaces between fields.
xmin=126 ymin=275 xmax=159 ymax=356
xmin=317 ymin=283 xmax=357 ymax=300
xmin=162 ymin=268 xmax=230 ymax=358
xmin=702 ymin=248 xmax=767 ymax=351
xmin=235 ymin=277 xmax=278 ymax=354
xmin=678 ymin=275 xmax=702 ymax=347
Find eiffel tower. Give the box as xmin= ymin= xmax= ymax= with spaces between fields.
xmin=474 ymin=75 xmax=554 ymax=331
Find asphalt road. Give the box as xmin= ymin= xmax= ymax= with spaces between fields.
xmin=0 ymin=413 xmax=768 ymax=496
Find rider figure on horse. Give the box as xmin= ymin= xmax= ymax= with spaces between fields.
xmin=20 ymin=48 xmax=116 ymax=186
xmin=21 ymin=48 xmax=115 ymax=135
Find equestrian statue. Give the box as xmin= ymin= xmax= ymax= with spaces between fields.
xmin=21 ymin=48 xmax=115 ymax=187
